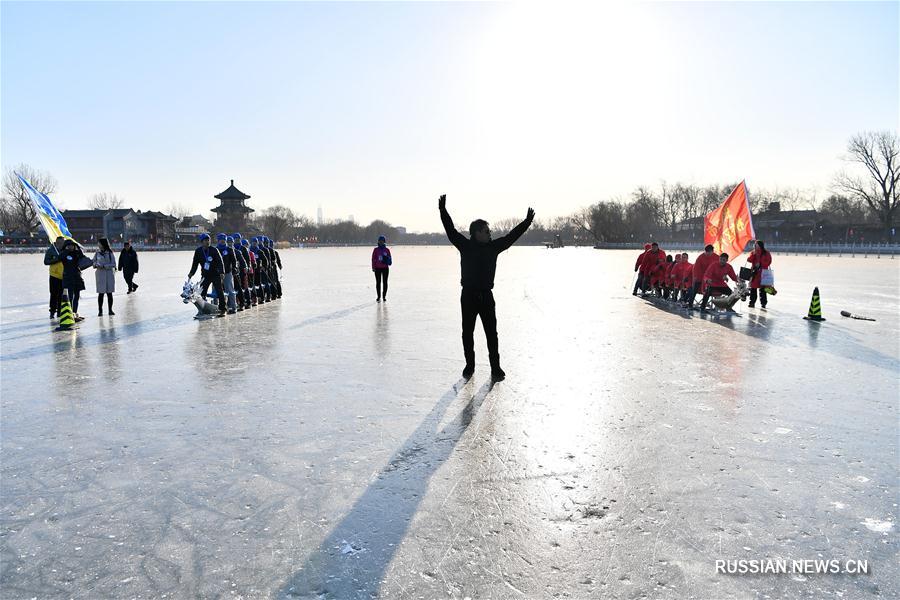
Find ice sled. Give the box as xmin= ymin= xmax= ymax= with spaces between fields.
xmin=181 ymin=280 xmax=221 ymax=320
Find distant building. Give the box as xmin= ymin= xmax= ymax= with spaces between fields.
xmin=317 ymin=205 xmax=323 ymax=226
xmin=61 ymin=209 xmax=177 ymax=245
xmin=126 ymin=210 xmax=178 ymax=244
xmin=188 ymin=214 xmax=213 ymax=230
xmin=211 ymin=180 xmax=253 ymax=233
xmin=395 ymin=226 xmax=407 ymax=235
xmin=61 ymin=209 xmax=107 ymax=242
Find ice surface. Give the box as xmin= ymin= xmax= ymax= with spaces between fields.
xmin=1 ymin=247 xmax=898 ymax=598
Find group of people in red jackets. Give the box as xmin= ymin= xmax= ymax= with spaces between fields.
xmin=633 ymin=240 xmax=774 ymax=311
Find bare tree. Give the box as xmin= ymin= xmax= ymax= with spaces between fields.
xmin=655 ymin=181 xmax=681 ymax=236
xmin=833 ymin=131 xmax=900 ymax=235
xmin=1 ymin=164 xmax=58 ymax=232
xmin=88 ymin=192 xmax=125 ymax=210
xmin=818 ymin=194 xmax=871 ymax=225
xmin=165 ymin=203 xmax=192 ymax=219
xmin=258 ymin=205 xmax=299 ymax=242
xmin=670 ymin=183 xmax=700 ymax=223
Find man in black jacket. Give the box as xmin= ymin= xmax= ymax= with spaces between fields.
xmin=439 ymin=194 xmax=534 ymax=381
xmin=234 ymin=234 xmax=254 ymax=308
xmin=264 ymin=237 xmax=283 ymax=298
xmin=251 ymin=237 xmax=270 ymax=303
xmin=229 ymin=235 xmax=247 ymax=310
xmin=118 ymin=241 xmax=140 ymax=293
xmin=188 ymin=233 xmax=227 ymax=315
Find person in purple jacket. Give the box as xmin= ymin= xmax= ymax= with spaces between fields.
xmin=372 ymin=235 xmax=392 ymax=302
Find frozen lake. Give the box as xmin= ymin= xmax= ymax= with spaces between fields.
xmin=1 ymin=247 xmax=898 ymax=599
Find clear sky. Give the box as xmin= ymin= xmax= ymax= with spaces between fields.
xmin=2 ymin=1 xmax=897 ymax=231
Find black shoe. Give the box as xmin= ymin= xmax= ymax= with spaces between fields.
xmin=227 ymin=309 xmax=236 ymax=314
xmin=490 ymin=368 xmax=506 ymax=381
xmin=133 ymin=284 xmax=139 ymax=291
xmin=127 ymin=290 xmax=132 ymax=294
xmin=748 ymin=302 xmax=755 ymax=308
xmin=108 ymin=310 xmax=115 ymax=316
xmin=98 ymin=310 xmax=103 ymax=316
xmin=383 ymin=297 xmax=387 ymax=302
xmin=377 ymin=297 xmax=381 ymax=302
xmin=50 ymin=312 xmax=56 ymax=319
xmin=462 ymin=364 xmax=475 ymax=379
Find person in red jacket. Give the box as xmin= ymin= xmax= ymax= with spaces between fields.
xmin=633 ymin=243 xmax=651 ymax=295
xmin=669 ymin=253 xmax=684 ymax=300
xmin=685 ymin=244 xmax=717 ymax=308
xmin=677 ymin=253 xmax=692 ymax=301
xmin=640 ymin=242 xmax=666 ymax=296
xmin=747 ymin=240 xmax=772 ymax=309
xmin=661 ymin=255 xmax=675 ymax=298
xmin=700 ymin=253 xmax=739 ymax=311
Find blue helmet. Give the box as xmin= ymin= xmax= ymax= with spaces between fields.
xmin=198 ymin=233 xmax=210 ymax=241
xmin=225 ymin=236 xmax=234 ymax=243
xmin=378 ymin=235 xmax=386 ymax=242
xmin=232 ymin=233 xmax=242 ymax=241
xmin=241 ymin=239 xmax=250 ymax=246
xmin=215 ymin=233 xmax=227 ymax=241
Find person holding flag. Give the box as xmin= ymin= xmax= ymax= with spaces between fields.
xmin=44 ymin=236 xmax=66 ymax=319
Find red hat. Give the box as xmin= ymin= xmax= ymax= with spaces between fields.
xmin=644 ymin=243 xmax=652 ymax=249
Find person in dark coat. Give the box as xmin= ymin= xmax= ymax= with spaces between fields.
xmin=60 ymin=239 xmax=87 ymax=321
xmin=188 ymin=233 xmax=227 ymax=315
xmin=216 ymin=234 xmax=237 ymax=314
xmin=250 ymin=237 xmax=270 ymax=302
xmin=44 ymin=236 xmax=66 ymax=318
xmin=265 ymin=237 xmax=283 ymax=298
xmin=230 ymin=233 xmax=248 ymax=310
xmin=118 ymin=241 xmax=139 ymax=293
xmin=236 ymin=235 xmax=254 ymax=307
xmin=371 ymin=235 xmax=392 ymax=302
xmin=439 ymin=194 xmax=534 ymax=381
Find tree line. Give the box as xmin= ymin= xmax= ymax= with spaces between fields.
xmin=3 ymin=131 xmax=896 ymax=244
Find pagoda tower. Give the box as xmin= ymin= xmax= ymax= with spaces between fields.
xmin=211 ymin=180 xmax=253 ymax=232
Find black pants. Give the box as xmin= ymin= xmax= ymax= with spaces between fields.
xmin=233 ymin=270 xmax=246 ymax=307
xmin=97 ymin=293 xmax=113 ymax=312
xmin=461 ymin=289 xmax=500 ymax=370
xmin=374 ymin=268 xmax=389 ymax=299
xmin=686 ymin=281 xmax=701 ymax=306
xmin=66 ymin=287 xmax=81 ymax=313
xmin=701 ymin=285 xmax=731 ymax=309
xmin=123 ymin=269 xmax=137 ymax=291
xmin=749 ymin=288 xmax=768 ymax=307
xmin=49 ymin=277 xmax=63 ymax=314
xmin=243 ymin=272 xmax=253 ymax=306
xmin=270 ymin=267 xmax=282 ymax=297
xmin=201 ymin=274 xmax=227 ymax=313
xmin=259 ymin=269 xmax=272 ymax=301
xmin=252 ymin=269 xmax=263 ymax=302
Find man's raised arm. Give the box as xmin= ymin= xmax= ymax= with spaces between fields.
xmin=439 ymin=194 xmax=466 ymax=249
xmin=494 ymin=207 xmax=535 ymax=252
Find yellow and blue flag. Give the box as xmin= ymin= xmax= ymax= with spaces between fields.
xmin=16 ymin=172 xmax=73 ymax=243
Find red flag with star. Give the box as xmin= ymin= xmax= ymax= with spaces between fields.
xmin=704 ymin=181 xmax=755 ymax=262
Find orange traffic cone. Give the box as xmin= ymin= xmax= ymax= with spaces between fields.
xmin=803 ymin=287 xmax=826 ymax=322
xmin=55 ymin=291 xmax=77 ymax=331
